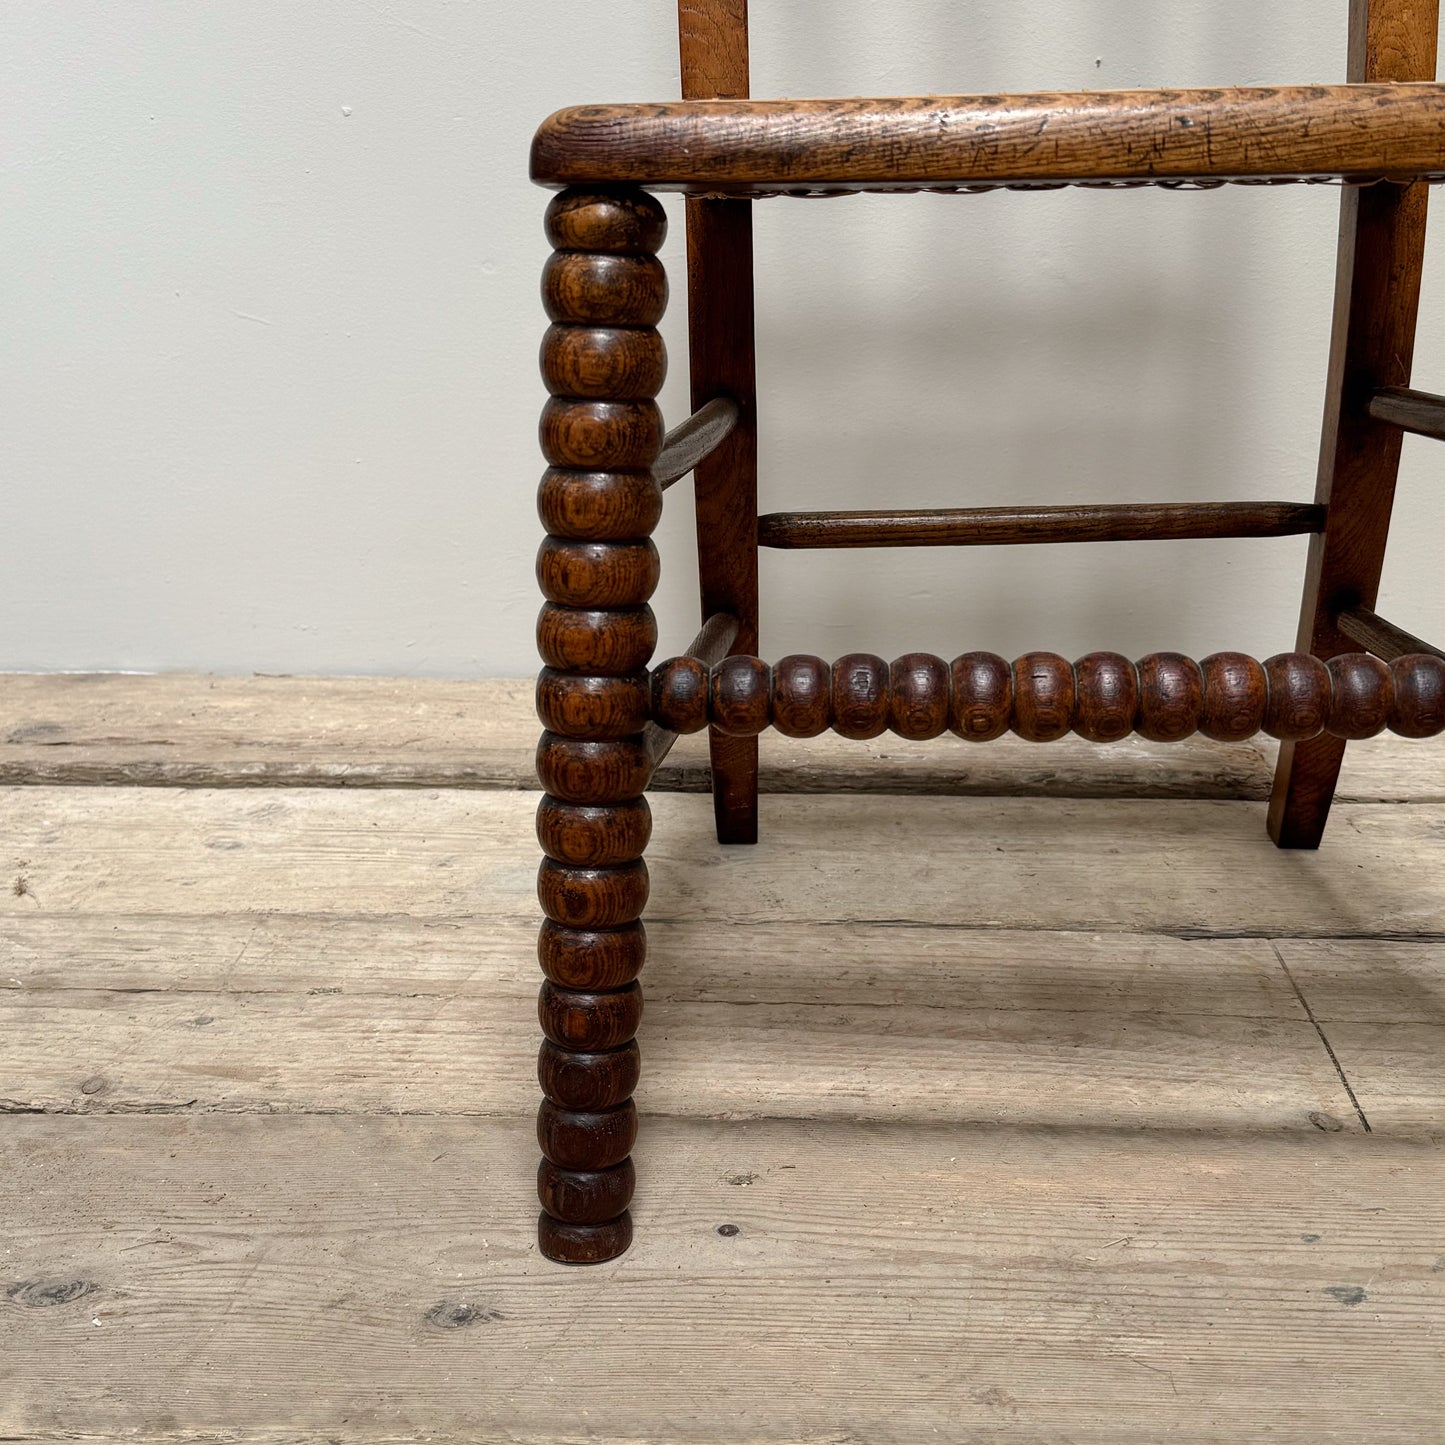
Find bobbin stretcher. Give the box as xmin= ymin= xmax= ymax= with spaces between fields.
xmin=527 ymin=0 xmax=1445 ymax=1262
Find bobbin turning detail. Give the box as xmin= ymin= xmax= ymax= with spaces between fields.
xmin=647 ymin=650 xmax=1445 ymax=743
xmin=534 ymin=184 xmax=668 ymax=1264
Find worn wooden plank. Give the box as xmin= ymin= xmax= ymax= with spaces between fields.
xmin=0 ymin=920 xmax=1352 ymax=1129
xmin=9 ymin=672 xmax=1445 ymax=801
xmin=0 ymin=674 xmax=544 ymax=790
xmin=0 ymin=913 xmax=1294 ymax=1007
xmin=2 ymin=1114 xmax=1442 ymax=1442
xmin=1274 ymin=938 xmax=1445 ymax=1133
xmin=3 ymin=786 xmax=1444 ymax=937
xmin=0 ymin=983 xmax=1349 ymax=1128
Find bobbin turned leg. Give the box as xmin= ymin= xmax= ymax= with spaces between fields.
xmin=535 ymin=185 xmax=667 ymax=1263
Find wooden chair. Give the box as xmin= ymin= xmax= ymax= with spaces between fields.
xmin=529 ymin=0 xmax=1445 ymax=1262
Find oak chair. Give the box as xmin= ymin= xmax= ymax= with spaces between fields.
xmin=529 ymin=0 xmax=1445 ymax=1262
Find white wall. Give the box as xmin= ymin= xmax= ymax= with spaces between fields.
xmin=3 ymin=1 xmax=1444 ymax=677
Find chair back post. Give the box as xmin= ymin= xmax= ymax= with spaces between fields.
xmin=679 ymin=0 xmax=750 ymax=99
xmin=678 ymin=0 xmax=761 ymax=844
xmin=1349 ymin=0 xmax=1438 ymax=81
xmin=1267 ymin=0 xmax=1440 ymax=847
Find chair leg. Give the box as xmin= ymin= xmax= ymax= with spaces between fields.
xmin=534 ymin=186 xmax=668 ymax=1262
xmin=687 ymin=196 xmax=760 ymax=845
xmin=1269 ymin=0 xmax=1436 ymax=849
xmin=1269 ymin=216 xmax=1432 ymax=848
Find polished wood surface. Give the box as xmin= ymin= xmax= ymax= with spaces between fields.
xmin=1072 ymin=652 xmax=1138 ymax=744
xmin=830 ymin=654 xmax=891 ymax=740
xmin=1197 ymin=653 xmax=1269 ymax=743
xmin=534 ymin=86 xmax=1445 ymax=194
xmin=1012 ymin=653 xmax=1076 ymax=743
xmin=889 ymin=653 xmax=951 ymax=741
xmin=537 ymin=601 xmax=656 ymax=675
xmin=542 ymin=251 xmax=667 ymax=327
xmin=1269 ymin=0 xmax=1438 ymax=849
xmin=533 ymin=186 xmax=669 ymax=1263
xmin=541 ymin=323 xmax=667 ymax=401
xmin=758 ymin=501 xmax=1325 ymax=549
xmin=648 ymin=649 xmax=1445 ymax=743
xmin=538 ymin=467 xmax=662 ymax=542
xmin=949 ymin=652 xmax=1014 ymax=742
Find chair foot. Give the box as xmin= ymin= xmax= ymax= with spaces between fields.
xmin=710 ymin=731 xmax=759 ymax=844
xmin=538 ymin=1210 xmax=633 ymax=1264
xmin=1266 ymin=734 xmax=1346 ymax=849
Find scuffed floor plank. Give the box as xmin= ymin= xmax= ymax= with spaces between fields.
xmin=9 ymin=670 xmax=1445 ymax=802
xmin=0 ymin=913 xmax=1298 ymax=1007
xmin=4 ymin=673 xmax=1445 ymax=1442
xmin=1274 ymin=938 xmax=1445 ymax=1133
xmin=2 ymin=1115 xmax=1442 ymax=1443
xmin=0 ymin=970 xmax=1353 ymax=1131
xmin=4 ymin=788 xmax=1445 ymax=937
xmin=3 ymin=914 xmax=1358 ymax=1129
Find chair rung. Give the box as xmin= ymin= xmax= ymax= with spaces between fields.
xmin=654 ymin=398 xmax=740 ymax=491
xmin=1368 ymin=386 xmax=1445 ymax=441
xmin=648 ymin=649 xmax=1445 ymax=745
xmin=757 ymin=502 xmax=1324 ymax=549
xmin=642 ymin=611 xmax=739 ymax=769
xmin=1337 ymin=604 xmax=1445 ymax=663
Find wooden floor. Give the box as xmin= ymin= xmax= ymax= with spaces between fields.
xmin=3 ymin=674 xmax=1444 ymax=1443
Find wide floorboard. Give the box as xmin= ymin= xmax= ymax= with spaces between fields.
xmin=1 ymin=675 xmax=1442 ymax=1441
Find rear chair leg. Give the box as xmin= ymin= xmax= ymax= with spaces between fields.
xmin=1268 ymin=0 xmax=1435 ymax=848
xmin=534 ymin=186 xmax=668 ymax=1262
xmin=687 ymin=195 xmax=760 ymax=844
xmin=1268 ymin=176 xmax=1430 ymax=848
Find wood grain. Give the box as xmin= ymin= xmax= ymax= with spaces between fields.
xmin=3 ymin=1114 xmax=1442 ymax=1440
xmin=532 ymin=86 xmax=1445 ymax=193
xmin=678 ymin=0 xmax=748 ymax=103
xmin=0 ymin=946 xmax=1355 ymax=1128
xmin=5 ymin=785 xmax=1445 ymax=940
xmin=4 ymin=679 xmax=1445 ymax=1431
xmin=1274 ymin=936 xmax=1445 ymax=1133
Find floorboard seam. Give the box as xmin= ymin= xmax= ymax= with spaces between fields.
xmin=1271 ymin=939 xmax=1372 ymax=1133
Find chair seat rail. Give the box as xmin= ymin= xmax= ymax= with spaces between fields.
xmin=533 ymin=86 xmax=1445 ymax=195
